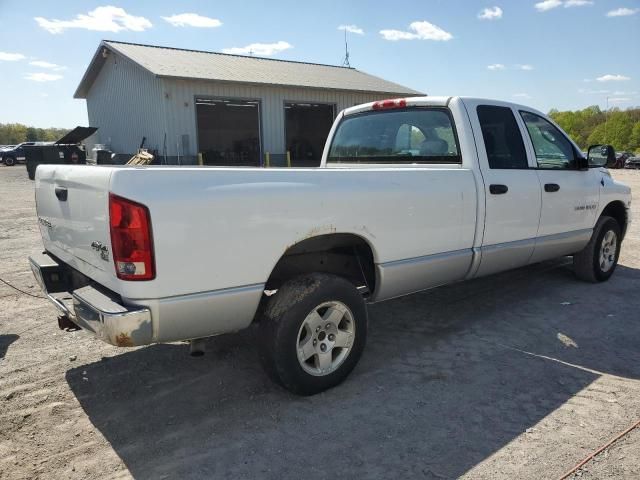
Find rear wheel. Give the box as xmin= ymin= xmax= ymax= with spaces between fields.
xmin=3 ymin=156 xmax=15 ymax=166
xmin=258 ymin=273 xmax=367 ymax=395
xmin=573 ymin=216 xmax=621 ymax=282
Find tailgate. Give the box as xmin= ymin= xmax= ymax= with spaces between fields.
xmin=35 ymin=165 xmax=117 ymax=287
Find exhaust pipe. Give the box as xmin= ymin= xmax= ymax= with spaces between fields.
xmin=189 ymin=338 xmax=206 ymax=357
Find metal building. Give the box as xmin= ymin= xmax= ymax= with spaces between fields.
xmin=75 ymin=40 xmax=421 ymax=166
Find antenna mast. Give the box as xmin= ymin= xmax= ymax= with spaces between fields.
xmin=342 ymin=28 xmax=351 ymax=67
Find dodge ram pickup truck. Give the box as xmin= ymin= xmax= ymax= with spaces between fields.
xmin=29 ymin=97 xmax=631 ymax=395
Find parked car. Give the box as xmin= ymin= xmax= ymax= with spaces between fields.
xmin=1 ymin=142 xmax=36 ymax=166
xmin=29 ymin=96 xmax=631 ymax=395
xmin=0 ymin=142 xmax=55 ymax=166
xmin=624 ymin=155 xmax=640 ymax=169
xmin=612 ymin=151 xmax=633 ymax=169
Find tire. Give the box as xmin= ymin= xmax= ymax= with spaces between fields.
xmin=573 ymin=216 xmax=621 ymax=282
xmin=4 ymin=156 xmax=15 ymax=167
xmin=258 ymin=273 xmax=368 ymax=395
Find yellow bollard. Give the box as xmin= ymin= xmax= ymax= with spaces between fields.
xmin=265 ymin=152 xmax=270 ymax=168
xmin=197 ymin=153 xmax=203 ymax=166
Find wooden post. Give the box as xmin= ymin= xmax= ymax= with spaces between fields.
xmin=265 ymin=152 xmax=270 ymax=168
xmin=286 ymin=151 xmax=291 ymax=168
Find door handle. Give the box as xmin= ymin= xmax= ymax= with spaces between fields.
xmin=544 ymin=183 xmax=560 ymax=193
xmin=489 ymin=184 xmax=508 ymax=195
xmin=54 ymin=187 xmax=68 ymax=201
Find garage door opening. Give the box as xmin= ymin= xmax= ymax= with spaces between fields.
xmin=196 ymin=98 xmax=261 ymax=166
xmin=285 ymin=103 xmax=335 ymax=167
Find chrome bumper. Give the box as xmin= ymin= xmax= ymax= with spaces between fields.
xmin=29 ymin=252 xmax=153 ymax=347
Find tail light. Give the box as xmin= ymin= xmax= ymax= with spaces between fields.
xmin=109 ymin=193 xmax=155 ymax=281
xmin=372 ymin=98 xmax=407 ymax=110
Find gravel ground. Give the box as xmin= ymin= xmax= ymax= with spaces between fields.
xmin=0 ymin=165 xmax=639 ymax=480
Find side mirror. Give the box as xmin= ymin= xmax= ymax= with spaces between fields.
xmin=587 ymin=144 xmax=615 ymax=168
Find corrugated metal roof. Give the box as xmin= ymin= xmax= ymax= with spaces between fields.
xmin=75 ymin=40 xmax=422 ymax=98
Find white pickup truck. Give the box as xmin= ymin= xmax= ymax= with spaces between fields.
xmin=30 ymin=96 xmax=631 ymax=395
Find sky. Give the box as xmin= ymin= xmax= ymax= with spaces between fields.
xmin=0 ymin=0 xmax=638 ymax=128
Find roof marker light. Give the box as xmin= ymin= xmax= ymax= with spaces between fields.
xmin=372 ymin=98 xmax=407 ymax=110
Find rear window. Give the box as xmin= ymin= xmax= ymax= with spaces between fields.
xmin=327 ymin=108 xmax=461 ymax=164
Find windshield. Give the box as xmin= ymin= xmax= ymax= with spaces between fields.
xmin=327 ymin=107 xmax=460 ymax=164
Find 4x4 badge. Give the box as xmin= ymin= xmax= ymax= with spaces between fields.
xmin=91 ymin=241 xmax=110 ymax=261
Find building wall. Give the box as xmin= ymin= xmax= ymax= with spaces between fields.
xmin=85 ymin=52 xmax=406 ymax=164
xmin=86 ymin=53 xmax=164 ymax=159
xmin=160 ymin=78 xmax=398 ymax=163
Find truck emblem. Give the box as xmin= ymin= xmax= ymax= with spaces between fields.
xmin=91 ymin=241 xmax=110 ymax=261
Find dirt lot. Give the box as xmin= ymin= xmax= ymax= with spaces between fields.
xmin=1 ymin=165 xmax=639 ymax=480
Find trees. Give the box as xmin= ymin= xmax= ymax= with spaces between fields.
xmin=0 ymin=123 xmax=70 ymax=145
xmin=550 ymin=106 xmax=640 ymax=154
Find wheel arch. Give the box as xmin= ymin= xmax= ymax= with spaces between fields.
xmin=264 ymin=233 xmax=377 ymax=298
xmin=600 ymin=200 xmax=628 ymax=239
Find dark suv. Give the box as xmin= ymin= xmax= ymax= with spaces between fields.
xmin=1 ymin=142 xmax=37 ymax=166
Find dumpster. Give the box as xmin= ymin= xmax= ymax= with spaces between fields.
xmin=24 ymin=126 xmax=97 ymax=180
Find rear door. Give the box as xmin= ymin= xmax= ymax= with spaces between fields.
xmin=463 ymin=100 xmax=541 ymax=276
xmin=35 ymin=165 xmax=115 ymax=284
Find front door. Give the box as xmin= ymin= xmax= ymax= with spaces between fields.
xmin=518 ymin=110 xmax=600 ymax=261
xmin=465 ymin=101 xmax=542 ymax=276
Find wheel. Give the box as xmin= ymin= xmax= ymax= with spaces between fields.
xmin=3 ymin=156 xmax=15 ymax=166
xmin=573 ymin=216 xmax=621 ymax=282
xmin=258 ymin=273 xmax=367 ymax=395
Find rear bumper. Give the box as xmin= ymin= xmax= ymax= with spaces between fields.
xmin=29 ymin=252 xmax=152 ymax=346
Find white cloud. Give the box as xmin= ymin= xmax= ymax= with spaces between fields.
xmin=606 ymin=7 xmax=639 ymax=17
xmin=512 ymin=93 xmax=531 ymax=99
xmin=35 ymin=6 xmax=152 ymax=34
xmin=222 ymin=41 xmax=292 ymax=56
xmin=380 ymin=21 xmax=453 ymax=41
xmin=0 ymin=51 xmax=26 ymax=61
xmin=338 ymin=24 xmax=364 ymax=35
xmin=478 ymin=6 xmax=503 ymax=20
xmin=24 ymin=72 xmax=63 ymax=82
xmin=535 ymin=0 xmax=592 ymax=10
xmin=29 ymin=60 xmax=65 ymax=70
xmin=596 ymin=74 xmax=631 ymax=82
xmin=565 ymin=0 xmax=593 ymax=7
xmin=162 ymin=13 xmax=222 ymax=28
xmin=609 ymin=97 xmax=631 ymax=103
xmin=487 ymin=63 xmax=506 ymax=70
xmin=535 ymin=0 xmax=562 ymax=11
xmin=516 ymin=64 xmax=534 ymax=70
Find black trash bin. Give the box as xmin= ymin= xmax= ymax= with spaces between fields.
xmin=24 ymin=126 xmax=97 ymax=180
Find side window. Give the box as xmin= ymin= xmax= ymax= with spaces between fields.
xmin=477 ymin=105 xmax=528 ymax=169
xmin=520 ymin=111 xmax=576 ymax=169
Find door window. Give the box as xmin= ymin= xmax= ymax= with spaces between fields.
xmin=477 ymin=105 xmax=529 ymax=169
xmin=520 ymin=111 xmax=577 ymax=169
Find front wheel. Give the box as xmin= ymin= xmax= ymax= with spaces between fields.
xmin=258 ymin=273 xmax=367 ymax=395
xmin=573 ymin=216 xmax=621 ymax=282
